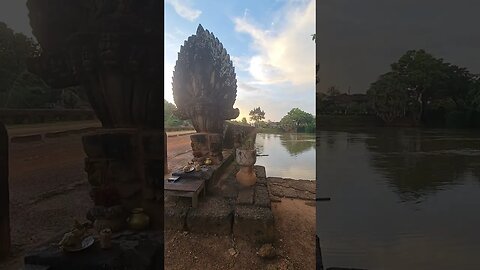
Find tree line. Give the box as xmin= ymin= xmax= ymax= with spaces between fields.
xmin=317 ymin=49 xmax=480 ymax=128
xmin=228 ymin=107 xmax=315 ymax=133
xmin=0 ymin=22 xmax=89 ymax=109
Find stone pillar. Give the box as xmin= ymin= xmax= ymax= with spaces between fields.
xmin=0 ymin=122 xmax=10 ymax=260
xmin=191 ymin=133 xmax=224 ymax=164
xmin=82 ymin=129 xmax=164 ymax=231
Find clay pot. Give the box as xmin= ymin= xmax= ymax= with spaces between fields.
xmin=127 ymin=208 xmax=150 ymax=230
xmin=235 ymin=149 xmax=257 ymax=186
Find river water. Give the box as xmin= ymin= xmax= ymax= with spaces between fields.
xmin=254 ymin=133 xmax=316 ymax=180
xmin=317 ymin=128 xmax=480 ymax=269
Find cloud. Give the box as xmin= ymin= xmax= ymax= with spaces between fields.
xmin=238 ymin=82 xmax=263 ymax=92
xmin=233 ymin=0 xmax=315 ymax=86
xmin=164 ymin=62 xmax=175 ymax=103
xmin=166 ymin=0 xmax=202 ymax=21
xmin=231 ymin=56 xmax=250 ymax=71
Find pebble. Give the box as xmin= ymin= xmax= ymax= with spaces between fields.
xmin=228 ymin=247 xmax=237 ymax=257
xmin=257 ymin=243 xmax=276 ymax=259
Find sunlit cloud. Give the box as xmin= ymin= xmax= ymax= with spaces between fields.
xmin=166 ymin=0 xmax=202 ymax=21
xmin=233 ymin=0 xmax=315 ymax=86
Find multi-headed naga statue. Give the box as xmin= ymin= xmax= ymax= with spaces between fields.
xmin=172 ymin=25 xmax=239 ymax=163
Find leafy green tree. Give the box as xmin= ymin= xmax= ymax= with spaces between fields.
xmin=279 ymin=108 xmax=315 ymax=133
xmin=367 ymin=72 xmax=409 ymax=123
xmin=0 ymin=22 xmax=44 ymax=107
xmin=389 ymin=50 xmax=449 ymax=121
xmin=249 ymin=107 xmax=265 ymax=127
xmin=164 ymin=99 xmax=188 ymax=127
xmin=241 ymin=117 xmax=248 ymax=124
xmin=368 ymin=49 xmax=479 ymax=126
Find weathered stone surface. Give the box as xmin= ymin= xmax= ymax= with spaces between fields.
xmin=236 ymin=187 xmax=254 ymax=205
xmin=24 ymin=231 xmax=164 ymax=270
xmin=165 ymin=197 xmax=191 ymax=231
xmin=254 ymin=165 xmax=266 ymax=179
xmin=215 ymin=175 xmax=239 ymax=199
xmin=254 ymin=185 xmax=271 ymax=208
xmin=27 ymin=0 xmax=163 ymax=129
xmin=172 ymin=24 xmax=239 ymax=134
xmin=254 ymin=165 xmax=267 ymax=186
xmin=267 ymin=177 xmax=315 ymax=200
xmin=233 ymin=205 xmax=275 ymax=244
xmin=186 ymin=197 xmax=233 ymax=235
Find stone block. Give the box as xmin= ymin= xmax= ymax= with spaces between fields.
xmin=236 ymin=187 xmax=254 ymax=205
xmin=164 ymin=197 xmax=190 ymax=231
xmin=254 ymin=165 xmax=266 ymax=178
xmin=255 ymin=165 xmax=267 ymax=186
xmin=267 ymin=177 xmax=315 ymax=200
xmin=186 ymin=197 xmax=233 ymax=235
xmin=233 ymin=205 xmax=275 ymax=244
xmin=254 ymin=185 xmax=271 ymax=208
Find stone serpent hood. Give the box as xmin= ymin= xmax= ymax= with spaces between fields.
xmin=172 ymin=24 xmax=240 ymax=133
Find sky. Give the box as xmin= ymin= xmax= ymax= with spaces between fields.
xmin=0 ymin=0 xmax=315 ymax=122
xmin=165 ymin=0 xmax=315 ymax=122
xmin=0 ymin=1 xmax=32 ymax=37
xmin=318 ymin=0 xmax=480 ymax=94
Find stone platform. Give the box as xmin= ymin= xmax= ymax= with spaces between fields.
xmin=24 ymin=231 xmax=164 ymax=270
xmin=165 ymin=164 xmax=275 ymax=244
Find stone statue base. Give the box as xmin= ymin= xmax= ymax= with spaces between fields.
xmin=82 ymin=129 xmax=164 ymax=230
xmin=191 ymin=133 xmax=224 ymax=164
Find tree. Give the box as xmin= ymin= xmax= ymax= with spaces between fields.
xmin=164 ymin=99 xmax=190 ymax=127
xmin=241 ymin=117 xmax=248 ymax=124
xmin=367 ymin=72 xmax=409 ymax=123
xmin=389 ymin=49 xmax=449 ymax=121
xmin=249 ymin=107 xmax=265 ymax=126
xmin=279 ymin=108 xmax=315 ymax=133
xmin=367 ymin=49 xmax=480 ymax=127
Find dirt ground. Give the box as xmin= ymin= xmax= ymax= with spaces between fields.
xmin=165 ymin=198 xmax=316 ymax=270
xmin=0 ymin=131 xmax=316 ymax=269
xmin=0 ymin=133 xmax=196 ymax=269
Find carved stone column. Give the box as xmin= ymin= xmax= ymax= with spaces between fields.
xmin=26 ymin=0 xmax=164 ymax=230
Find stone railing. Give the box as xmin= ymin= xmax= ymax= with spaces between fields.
xmin=0 ymin=109 xmax=97 ymax=125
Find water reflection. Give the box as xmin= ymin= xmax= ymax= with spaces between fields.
xmin=364 ymin=129 xmax=480 ymax=202
xmin=279 ymin=133 xmax=316 ymax=156
xmin=317 ymin=128 xmax=480 ymax=269
xmin=255 ymin=133 xmax=315 ymax=180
